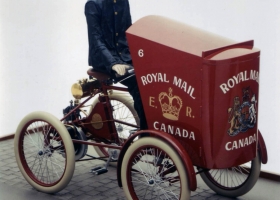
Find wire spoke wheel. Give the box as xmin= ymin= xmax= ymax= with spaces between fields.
xmin=14 ymin=111 xmax=75 ymax=193
xmin=121 ymin=137 xmax=190 ymax=200
xmin=111 ymin=99 xmax=138 ymax=144
xmin=200 ymin=151 xmax=261 ymax=197
xmin=94 ymin=94 xmax=139 ymax=157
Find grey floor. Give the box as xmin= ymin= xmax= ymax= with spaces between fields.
xmin=1 ymin=138 xmax=279 ymax=200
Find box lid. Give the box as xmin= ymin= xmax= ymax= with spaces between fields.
xmin=127 ymin=15 xmax=259 ymax=60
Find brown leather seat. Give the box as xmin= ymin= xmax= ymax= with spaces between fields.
xmin=87 ymin=68 xmax=111 ymax=81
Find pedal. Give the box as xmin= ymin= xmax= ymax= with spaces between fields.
xmin=90 ymin=166 xmax=102 ymax=172
xmin=90 ymin=167 xmax=108 ymax=175
xmin=89 ymin=148 xmax=115 ymax=175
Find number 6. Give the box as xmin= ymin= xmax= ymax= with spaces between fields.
xmin=138 ymin=49 xmax=144 ymax=57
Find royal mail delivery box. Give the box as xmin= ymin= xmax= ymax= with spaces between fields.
xmin=126 ymin=15 xmax=260 ymax=169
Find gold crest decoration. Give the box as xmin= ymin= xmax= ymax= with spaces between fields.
xmin=159 ymin=88 xmax=183 ymax=121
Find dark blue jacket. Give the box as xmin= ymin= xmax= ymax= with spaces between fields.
xmin=85 ymin=0 xmax=132 ymax=75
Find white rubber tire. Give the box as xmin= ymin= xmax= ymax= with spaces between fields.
xmin=14 ymin=111 xmax=75 ymax=193
xmin=121 ymin=137 xmax=190 ymax=200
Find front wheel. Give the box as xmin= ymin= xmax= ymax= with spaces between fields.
xmin=199 ymin=151 xmax=261 ymax=197
xmin=14 ymin=111 xmax=75 ymax=193
xmin=121 ymin=137 xmax=190 ymax=200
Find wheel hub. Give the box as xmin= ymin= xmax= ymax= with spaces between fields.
xmin=148 ymin=179 xmax=155 ymax=185
xmin=148 ymin=175 xmax=162 ymax=186
xmin=38 ymin=150 xmax=43 ymax=156
xmin=38 ymin=148 xmax=52 ymax=157
xmin=116 ymin=124 xmax=123 ymax=132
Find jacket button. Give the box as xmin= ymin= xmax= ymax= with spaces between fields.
xmin=115 ymin=12 xmax=118 ymax=15
xmin=116 ymin=33 xmax=118 ymax=36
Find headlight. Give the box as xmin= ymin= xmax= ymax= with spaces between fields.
xmin=71 ymin=83 xmax=83 ymax=99
xmin=71 ymin=78 xmax=101 ymax=99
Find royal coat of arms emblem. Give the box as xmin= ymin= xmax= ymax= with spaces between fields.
xmin=227 ymin=87 xmax=257 ymax=136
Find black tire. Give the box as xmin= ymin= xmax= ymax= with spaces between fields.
xmin=200 ymin=151 xmax=261 ymax=197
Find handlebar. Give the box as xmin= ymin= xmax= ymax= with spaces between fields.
xmin=115 ymin=66 xmax=135 ymax=78
xmin=115 ymin=67 xmax=135 ymax=83
xmin=127 ymin=68 xmax=134 ymax=74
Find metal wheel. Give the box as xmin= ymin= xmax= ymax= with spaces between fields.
xmin=121 ymin=137 xmax=190 ymax=200
xmin=112 ymin=98 xmax=139 ymax=143
xmin=94 ymin=93 xmax=139 ymax=157
xmin=14 ymin=111 xmax=75 ymax=193
xmin=199 ymin=151 xmax=261 ymax=197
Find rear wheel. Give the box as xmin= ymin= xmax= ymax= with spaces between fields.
xmin=121 ymin=137 xmax=190 ymax=200
xmin=14 ymin=111 xmax=75 ymax=193
xmin=200 ymin=151 xmax=261 ymax=197
xmin=94 ymin=94 xmax=139 ymax=157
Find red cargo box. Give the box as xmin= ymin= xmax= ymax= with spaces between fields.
xmin=126 ymin=15 xmax=260 ymax=169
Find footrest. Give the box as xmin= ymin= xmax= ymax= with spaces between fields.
xmin=90 ymin=167 xmax=108 ymax=175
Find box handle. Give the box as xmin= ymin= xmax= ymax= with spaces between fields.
xmin=202 ymin=40 xmax=254 ymax=59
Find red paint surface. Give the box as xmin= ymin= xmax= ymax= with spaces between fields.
xmin=127 ymin=15 xmax=260 ymax=168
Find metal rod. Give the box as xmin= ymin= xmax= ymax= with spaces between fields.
xmin=71 ymin=139 xmax=122 ymax=149
xmin=75 ymin=155 xmax=109 ymax=162
xmin=103 ymin=85 xmax=129 ymax=92
xmin=60 ymin=93 xmax=97 ymax=122
xmin=114 ymin=119 xmax=139 ymax=128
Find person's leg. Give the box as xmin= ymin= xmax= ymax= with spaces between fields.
xmin=120 ymin=76 xmax=148 ymax=130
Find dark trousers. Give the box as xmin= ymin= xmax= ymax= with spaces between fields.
xmin=120 ymin=75 xmax=148 ymax=130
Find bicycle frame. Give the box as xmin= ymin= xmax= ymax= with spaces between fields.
xmin=61 ymin=79 xmax=139 ymax=153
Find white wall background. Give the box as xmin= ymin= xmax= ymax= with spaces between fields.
xmin=0 ymin=0 xmax=279 ymax=174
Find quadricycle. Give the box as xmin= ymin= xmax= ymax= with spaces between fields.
xmin=14 ymin=16 xmax=268 ymax=200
